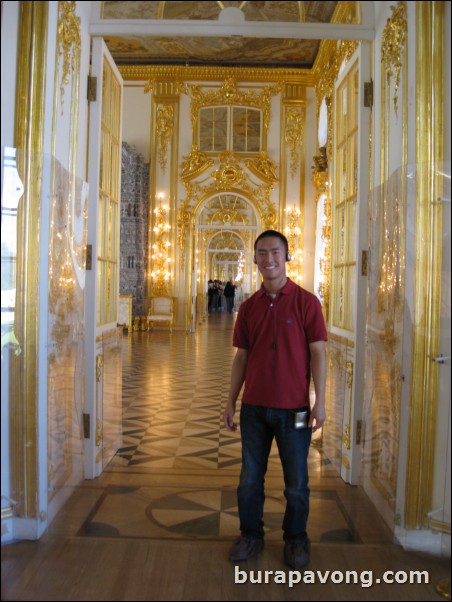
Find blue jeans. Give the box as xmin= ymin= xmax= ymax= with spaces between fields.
xmin=237 ymin=403 xmax=311 ymax=543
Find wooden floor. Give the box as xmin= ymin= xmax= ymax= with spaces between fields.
xmin=2 ymin=313 xmax=450 ymax=601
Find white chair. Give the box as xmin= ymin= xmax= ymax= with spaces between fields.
xmin=147 ymin=296 xmax=174 ymax=332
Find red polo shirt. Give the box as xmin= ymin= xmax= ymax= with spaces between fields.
xmin=233 ymin=278 xmax=327 ymax=409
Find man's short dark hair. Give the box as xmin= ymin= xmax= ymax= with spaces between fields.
xmin=254 ymin=230 xmax=289 ymax=256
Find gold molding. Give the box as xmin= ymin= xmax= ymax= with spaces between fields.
xmin=328 ymin=332 xmax=355 ymax=348
xmin=428 ymin=518 xmax=451 ymax=536
xmin=342 ymin=360 xmax=354 ymax=450
xmin=11 ymin=1 xmax=48 ymax=518
xmin=120 ymin=64 xmax=315 ymax=86
xmin=95 ymin=354 xmax=103 ymax=448
xmin=405 ymin=1 xmax=444 ymax=529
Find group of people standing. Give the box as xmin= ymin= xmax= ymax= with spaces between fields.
xmin=207 ymin=279 xmax=237 ymax=314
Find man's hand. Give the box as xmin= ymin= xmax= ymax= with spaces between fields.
xmin=309 ymin=403 xmax=326 ymax=432
xmin=223 ymin=404 xmax=237 ymax=431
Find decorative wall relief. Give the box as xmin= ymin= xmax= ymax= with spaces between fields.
xmin=285 ymin=106 xmax=304 ymax=179
xmin=324 ymin=337 xmax=350 ymax=476
xmin=245 ymin=151 xmax=278 ymax=185
xmin=48 ymin=160 xmax=87 ymax=500
xmin=56 ymin=1 xmax=81 ymax=114
xmin=180 ymin=77 xmax=282 ymax=135
xmin=178 ymin=149 xmax=278 ymax=265
xmin=156 ymin=104 xmax=174 ymax=173
xmin=381 ymin=1 xmax=407 ymax=117
xmin=312 ymin=169 xmax=331 ymax=321
xmin=363 ymin=167 xmax=406 ymax=509
xmin=180 ymin=145 xmax=214 ymax=181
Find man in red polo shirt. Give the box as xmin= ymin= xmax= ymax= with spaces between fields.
xmin=224 ymin=230 xmax=327 ymax=569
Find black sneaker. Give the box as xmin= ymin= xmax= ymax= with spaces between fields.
xmin=284 ymin=539 xmax=311 ymax=569
xmin=229 ymin=536 xmax=264 ymax=562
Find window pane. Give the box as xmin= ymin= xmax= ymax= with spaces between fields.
xmin=199 ymin=107 xmax=227 ymax=152
xmin=232 ymin=107 xmax=261 ymax=152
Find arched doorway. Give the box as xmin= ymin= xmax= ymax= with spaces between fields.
xmin=191 ymin=192 xmax=261 ymax=328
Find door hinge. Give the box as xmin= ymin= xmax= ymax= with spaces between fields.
xmin=87 ymin=76 xmax=97 ymax=102
xmin=83 ymin=413 xmax=90 ymax=438
xmin=361 ymin=250 xmax=368 ymax=276
xmin=364 ymin=80 xmax=373 ymax=108
xmin=356 ymin=419 xmax=362 ymax=445
xmin=86 ymin=244 xmax=92 ymax=270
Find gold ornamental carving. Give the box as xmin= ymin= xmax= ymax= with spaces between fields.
xmin=319 ymin=201 xmax=331 ymax=322
xmin=212 ymin=153 xmax=247 ymax=189
xmin=312 ymin=146 xmax=328 ymax=175
xmin=180 ymin=77 xmax=282 ymax=131
xmin=312 ymin=168 xmax=330 ymax=322
xmin=96 ymin=354 xmax=103 ymax=382
xmin=346 ymin=360 xmax=354 ymax=389
xmin=343 ymin=425 xmax=351 ymax=451
xmin=285 ymin=206 xmax=303 ymax=285
xmin=245 ymin=151 xmax=278 ymax=186
xmin=156 ymin=104 xmax=174 ymax=172
xmin=314 ymin=40 xmax=358 ymax=161
xmin=285 ymin=106 xmax=304 ymax=179
xmin=57 ymin=1 xmax=81 ymax=113
xmin=381 ymin=1 xmax=407 ymax=117
xmin=95 ymin=353 xmax=103 ymax=447
xmin=262 ymin=211 xmax=278 ymax=230
xmin=177 ymin=208 xmax=193 ymax=270
xmin=180 ymin=145 xmax=214 ymax=181
xmin=342 ymin=360 xmax=354 ymax=450
xmin=95 ymin=419 xmax=102 ymax=448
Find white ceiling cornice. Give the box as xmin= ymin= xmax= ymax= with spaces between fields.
xmin=89 ymin=20 xmax=375 ymax=41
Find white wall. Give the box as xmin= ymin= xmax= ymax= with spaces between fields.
xmin=123 ymin=84 xmax=152 ymax=162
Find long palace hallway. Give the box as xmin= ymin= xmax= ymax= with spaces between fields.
xmin=1 ymin=313 xmax=449 ymax=601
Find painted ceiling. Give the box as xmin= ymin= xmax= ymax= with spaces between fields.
xmin=99 ymin=1 xmax=357 ymax=68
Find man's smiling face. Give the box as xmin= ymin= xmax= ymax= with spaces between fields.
xmin=255 ymin=236 xmax=287 ymax=285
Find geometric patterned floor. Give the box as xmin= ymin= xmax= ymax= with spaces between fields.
xmin=111 ymin=313 xmax=242 ymax=470
xmin=79 ymin=484 xmax=357 ymax=542
xmin=80 ymin=312 xmax=352 ymax=543
xmin=110 ymin=312 xmax=334 ymax=473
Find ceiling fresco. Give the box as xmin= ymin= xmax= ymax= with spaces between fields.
xmin=99 ymin=1 xmax=356 ymax=68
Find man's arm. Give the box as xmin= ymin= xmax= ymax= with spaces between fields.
xmin=223 ymin=347 xmax=248 ymax=431
xmin=309 ymin=340 xmax=326 ymax=432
